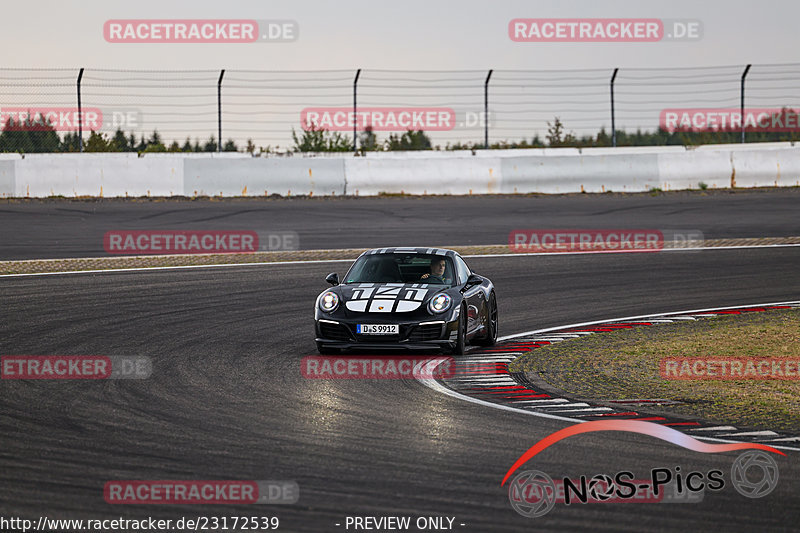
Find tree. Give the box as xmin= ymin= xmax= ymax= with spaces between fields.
xmin=135 ymin=134 xmax=147 ymax=152
xmin=148 ymin=130 xmax=163 ymax=147
xmin=385 ymin=130 xmax=432 ymax=151
xmin=142 ymin=142 xmax=167 ymax=153
xmin=291 ymin=124 xmax=351 ymax=152
xmin=202 ymin=136 xmax=218 ymax=152
xmin=358 ymin=125 xmax=379 ymax=152
xmin=85 ymin=131 xmax=112 ymax=152
xmin=546 ymin=117 xmax=577 ymax=147
xmin=110 ymin=129 xmax=131 ymax=151
xmin=0 ymin=114 xmax=60 ymax=153
xmin=530 ymin=134 xmax=545 ymax=147
xmin=130 ymin=130 xmax=168 ymax=152
xmin=60 ymin=132 xmax=81 ymax=152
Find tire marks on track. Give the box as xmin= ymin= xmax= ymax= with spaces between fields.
xmin=424 ymin=301 xmax=800 ymax=450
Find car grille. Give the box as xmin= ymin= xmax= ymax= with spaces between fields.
xmin=355 ymin=333 xmax=402 ymax=342
xmin=408 ymin=323 xmax=444 ymax=341
xmin=319 ymin=322 xmax=352 ymax=342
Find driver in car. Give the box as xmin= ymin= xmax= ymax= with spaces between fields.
xmin=420 ymin=257 xmax=449 ymax=283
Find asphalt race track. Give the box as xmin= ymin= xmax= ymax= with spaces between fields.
xmin=1 ymin=195 xmax=800 ymax=531
xmin=2 ymin=188 xmax=800 ymax=259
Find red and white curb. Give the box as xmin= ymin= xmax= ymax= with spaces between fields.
xmin=417 ymin=300 xmax=800 ymax=452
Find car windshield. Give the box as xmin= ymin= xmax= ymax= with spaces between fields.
xmin=344 ymin=253 xmax=456 ymax=287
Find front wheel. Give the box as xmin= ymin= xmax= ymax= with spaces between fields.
xmin=448 ymin=305 xmax=467 ymax=355
xmin=476 ymin=292 xmax=498 ymax=346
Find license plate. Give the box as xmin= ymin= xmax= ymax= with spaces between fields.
xmin=357 ymin=324 xmax=399 ymax=335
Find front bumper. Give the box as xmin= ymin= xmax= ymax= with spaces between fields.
xmin=315 ymin=317 xmax=459 ymax=352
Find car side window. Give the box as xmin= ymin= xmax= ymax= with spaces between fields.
xmin=454 ymin=255 xmax=471 ymax=284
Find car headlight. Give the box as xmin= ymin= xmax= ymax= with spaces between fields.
xmin=319 ymin=291 xmax=339 ymax=312
xmin=428 ymin=293 xmax=452 ymax=314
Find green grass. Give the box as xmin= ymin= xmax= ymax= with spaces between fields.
xmin=509 ymin=308 xmax=800 ymax=432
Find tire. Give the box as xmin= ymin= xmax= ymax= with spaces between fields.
xmin=476 ymin=292 xmax=498 ymax=346
xmin=316 ymin=342 xmax=338 ymax=355
xmin=449 ymin=305 xmax=467 ymax=355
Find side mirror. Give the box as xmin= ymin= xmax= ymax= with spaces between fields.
xmin=325 ymin=272 xmax=340 ymax=286
xmin=463 ymin=273 xmax=482 ymax=290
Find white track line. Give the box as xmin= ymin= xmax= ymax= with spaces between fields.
xmin=512 ymin=399 xmax=570 ymax=404
xmin=417 ymin=360 xmax=800 ymax=452
xmin=465 ymin=243 xmax=800 ymax=259
xmin=717 ymin=431 xmax=779 ymax=438
xmin=2 ymin=243 xmax=800 ymax=278
xmin=498 ymin=300 xmax=800 ymax=342
xmin=0 ymin=258 xmax=358 ymax=278
xmin=4 ymin=256 xmax=799 ymax=450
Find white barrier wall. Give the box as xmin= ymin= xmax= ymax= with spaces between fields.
xmin=656 ymin=150 xmax=733 ymax=190
xmin=2 ymin=143 xmax=799 ymax=198
xmin=183 ymin=157 xmax=346 ymax=196
xmin=13 ymin=153 xmax=184 ymax=197
xmin=730 ymin=148 xmax=800 ymax=188
xmin=0 ymin=159 xmax=14 ymax=197
xmin=344 ymin=157 xmax=501 ymax=195
xmin=499 ymin=153 xmax=661 ymax=193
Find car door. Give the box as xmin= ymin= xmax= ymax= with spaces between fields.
xmin=455 ymin=254 xmax=484 ymax=337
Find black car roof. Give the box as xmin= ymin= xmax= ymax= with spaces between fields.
xmin=361 ymin=247 xmax=457 ymax=257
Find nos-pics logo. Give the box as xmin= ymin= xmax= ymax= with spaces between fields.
xmin=503 ymin=420 xmax=783 ymax=518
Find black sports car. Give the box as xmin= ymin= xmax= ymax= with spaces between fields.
xmin=314 ymin=247 xmax=498 ymax=354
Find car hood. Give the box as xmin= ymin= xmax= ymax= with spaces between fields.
xmin=337 ymin=282 xmax=449 ymax=313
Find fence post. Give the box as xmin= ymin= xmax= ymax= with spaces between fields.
xmin=484 ymin=69 xmax=493 ymax=149
xmin=740 ymin=64 xmax=751 ymax=144
xmin=217 ymin=69 xmax=225 ymax=153
xmin=610 ymin=68 xmax=619 ymax=147
xmin=353 ymin=69 xmax=361 ymax=153
xmin=77 ymin=68 xmax=84 ymax=152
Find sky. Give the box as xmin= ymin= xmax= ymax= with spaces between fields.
xmin=2 ymin=0 xmax=798 ymax=149
xmin=4 ymin=0 xmax=797 ymax=70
